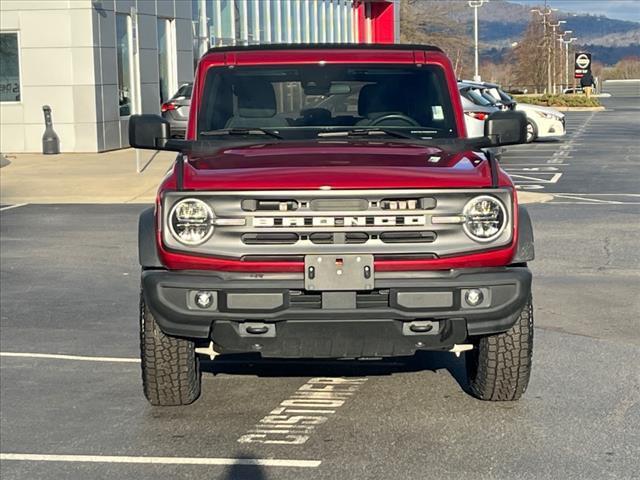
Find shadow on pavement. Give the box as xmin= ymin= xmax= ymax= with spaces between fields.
xmin=220 ymin=453 xmax=267 ymax=480
xmin=201 ymin=350 xmax=469 ymax=392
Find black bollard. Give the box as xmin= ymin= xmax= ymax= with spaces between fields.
xmin=42 ymin=105 xmax=60 ymax=154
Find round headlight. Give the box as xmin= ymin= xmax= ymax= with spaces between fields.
xmin=169 ymin=198 xmax=214 ymax=245
xmin=462 ymin=195 xmax=507 ymax=242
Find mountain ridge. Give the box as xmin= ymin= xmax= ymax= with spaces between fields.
xmin=404 ymin=0 xmax=640 ymax=65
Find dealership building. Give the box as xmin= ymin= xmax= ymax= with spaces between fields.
xmin=0 ymin=0 xmax=398 ymax=153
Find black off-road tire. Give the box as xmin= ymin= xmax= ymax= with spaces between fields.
xmin=140 ymin=294 xmax=201 ymax=406
xmin=466 ymin=298 xmax=534 ymax=401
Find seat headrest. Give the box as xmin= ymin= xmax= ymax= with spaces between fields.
xmin=357 ymin=84 xmax=380 ymax=117
xmin=358 ymin=83 xmax=408 ymax=118
xmin=234 ymin=79 xmax=277 ymax=118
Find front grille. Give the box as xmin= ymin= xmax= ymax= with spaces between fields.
xmin=380 ymin=231 xmax=436 ymax=244
xmin=242 ymin=233 xmax=299 ymax=245
xmin=162 ymin=189 xmax=514 ymax=259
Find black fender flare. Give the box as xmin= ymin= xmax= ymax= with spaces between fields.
xmin=139 ymin=207 xmax=163 ymax=268
xmin=512 ymin=205 xmax=535 ymax=264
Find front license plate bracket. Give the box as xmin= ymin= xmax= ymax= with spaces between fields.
xmin=305 ymin=254 xmax=374 ymax=291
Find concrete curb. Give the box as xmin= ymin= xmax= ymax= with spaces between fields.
xmin=553 ymin=106 xmax=605 ymax=112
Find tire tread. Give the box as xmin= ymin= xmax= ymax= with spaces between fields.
xmin=467 ymin=299 xmax=534 ymax=401
xmin=140 ymin=294 xmax=201 ymax=406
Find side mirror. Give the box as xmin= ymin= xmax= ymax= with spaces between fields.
xmin=484 ymin=110 xmax=527 ymax=146
xmin=129 ymin=114 xmax=172 ymax=150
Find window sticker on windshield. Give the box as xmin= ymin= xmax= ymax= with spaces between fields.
xmin=432 ymin=106 xmax=444 ymax=120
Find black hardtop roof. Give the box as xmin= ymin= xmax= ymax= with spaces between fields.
xmin=205 ymin=43 xmax=444 ymax=55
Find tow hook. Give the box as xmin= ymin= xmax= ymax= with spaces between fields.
xmin=195 ymin=341 xmax=218 ymax=360
xmin=449 ymin=344 xmax=473 ymax=358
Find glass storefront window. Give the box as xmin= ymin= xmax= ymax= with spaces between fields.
xmin=259 ymin=0 xmax=271 ymax=42
xmin=116 ymin=14 xmax=132 ymax=116
xmin=199 ymin=0 xmax=359 ymax=49
xmin=219 ymin=0 xmax=235 ymax=43
xmin=0 ymin=32 xmax=21 ymax=102
xmin=271 ymin=0 xmax=281 ymax=43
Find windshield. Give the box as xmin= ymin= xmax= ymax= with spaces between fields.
xmin=197 ymin=65 xmax=458 ymax=140
xmin=486 ymin=88 xmax=502 ymax=101
xmin=480 ymin=90 xmax=501 ymax=106
xmin=174 ymin=83 xmax=193 ymax=99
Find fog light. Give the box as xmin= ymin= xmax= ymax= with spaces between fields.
xmin=465 ymin=288 xmax=484 ymax=307
xmin=195 ymin=291 xmax=214 ymax=309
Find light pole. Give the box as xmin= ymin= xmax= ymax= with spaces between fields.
xmin=531 ymin=6 xmax=558 ymax=94
xmin=562 ymin=37 xmax=578 ymax=92
xmin=557 ymin=30 xmax=573 ymax=91
xmin=549 ymin=20 xmax=566 ymax=93
xmin=468 ymin=0 xmax=489 ymax=82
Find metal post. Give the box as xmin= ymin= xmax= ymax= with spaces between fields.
xmin=531 ymin=6 xmax=558 ymax=94
xmin=565 ymin=41 xmax=569 ymax=90
xmin=549 ymin=21 xmax=566 ymax=94
xmin=552 ymin=30 xmax=556 ymax=93
xmin=198 ymin=0 xmax=208 ymax=57
xmin=41 ymin=105 xmax=60 ymax=155
xmin=468 ymin=1 xmax=488 ymax=83
xmin=546 ymin=22 xmax=551 ymax=94
xmin=474 ymin=5 xmax=479 ymax=81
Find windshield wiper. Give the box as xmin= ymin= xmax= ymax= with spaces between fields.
xmin=317 ymin=128 xmax=427 ymax=140
xmin=199 ymin=128 xmax=283 ymax=139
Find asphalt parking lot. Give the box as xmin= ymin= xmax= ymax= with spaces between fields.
xmin=1 ymin=97 xmax=638 ymax=480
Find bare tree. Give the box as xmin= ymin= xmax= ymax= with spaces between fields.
xmin=399 ymin=0 xmax=474 ymax=79
xmin=512 ymin=15 xmax=548 ymax=93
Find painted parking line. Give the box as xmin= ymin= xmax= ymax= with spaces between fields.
xmin=0 ymin=203 xmax=28 ymax=212
xmin=0 ymin=352 xmax=140 ymax=363
xmin=549 ymin=193 xmax=640 ymax=205
xmin=0 ymin=453 xmax=321 ymax=469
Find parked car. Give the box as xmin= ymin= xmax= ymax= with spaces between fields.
xmin=458 ymin=83 xmax=505 ymax=159
xmin=161 ymin=83 xmax=192 ymax=138
xmin=460 ymin=94 xmax=497 ymax=138
xmin=463 ymin=81 xmax=566 ymax=143
xmin=130 ymin=44 xmax=534 ymax=407
xmin=516 ymin=103 xmax=566 ymax=143
xmin=482 ymin=82 xmax=517 ymax=111
xmin=458 ymin=83 xmax=500 ymax=138
xmin=459 ymin=80 xmax=512 ymax=111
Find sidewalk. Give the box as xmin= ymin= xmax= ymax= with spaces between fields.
xmin=0 ymin=149 xmax=551 ymax=205
xmin=0 ymin=149 xmax=175 ymax=204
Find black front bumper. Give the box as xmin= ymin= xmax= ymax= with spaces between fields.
xmin=142 ymin=267 xmax=531 ymax=358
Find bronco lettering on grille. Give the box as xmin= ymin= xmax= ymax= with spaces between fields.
xmin=252 ymin=215 xmax=426 ymax=228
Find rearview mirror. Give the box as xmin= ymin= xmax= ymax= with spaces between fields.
xmin=484 ymin=110 xmax=527 ymax=146
xmin=129 ymin=114 xmax=175 ymax=150
xmin=329 ymin=84 xmax=351 ymax=94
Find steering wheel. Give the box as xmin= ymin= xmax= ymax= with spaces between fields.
xmin=369 ymin=114 xmax=420 ymax=127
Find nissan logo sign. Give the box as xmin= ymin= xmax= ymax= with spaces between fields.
xmin=576 ymin=53 xmax=590 ymax=69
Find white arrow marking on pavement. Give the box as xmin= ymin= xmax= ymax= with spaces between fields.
xmin=509 ymin=173 xmax=563 ymax=184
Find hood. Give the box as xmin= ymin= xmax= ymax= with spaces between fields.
xmin=179 ymin=141 xmax=496 ymax=191
xmin=516 ymin=103 xmax=564 ymax=118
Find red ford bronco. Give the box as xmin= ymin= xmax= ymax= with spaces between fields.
xmin=130 ymin=44 xmax=534 ymax=406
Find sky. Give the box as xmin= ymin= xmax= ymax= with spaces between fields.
xmin=510 ymin=0 xmax=640 ymax=23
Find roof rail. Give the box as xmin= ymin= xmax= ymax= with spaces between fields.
xmin=204 ymin=43 xmax=444 ymax=55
